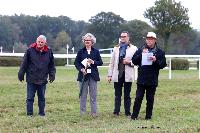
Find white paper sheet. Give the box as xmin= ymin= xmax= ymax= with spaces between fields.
xmin=81 ymin=58 xmax=88 ymax=67
xmin=142 ymin=53 xmax=153 ymax=65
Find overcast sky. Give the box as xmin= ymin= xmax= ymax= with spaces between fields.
xmin=0 ymin=0 xmax=199 ymax=29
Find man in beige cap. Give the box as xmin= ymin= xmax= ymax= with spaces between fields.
xmin=131 ymin=32 xmax=166 ymax=120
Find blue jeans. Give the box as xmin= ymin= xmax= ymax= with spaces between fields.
xmin=26 ymin=83 xmax=46 ymax=116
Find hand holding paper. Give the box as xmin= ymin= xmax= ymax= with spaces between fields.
xmin=81 ymin=58 xmax=88 ymax=68
xmin=142 ymin=53 xmax=153 ymax=65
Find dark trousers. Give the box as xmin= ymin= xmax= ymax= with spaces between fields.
xmin=114 ymin=73 xmax=132 ymax=116
xmin=26 ymin=83 xmax=46 ymax=116
xmin=131 ymin=84 xmax=156 ymax=119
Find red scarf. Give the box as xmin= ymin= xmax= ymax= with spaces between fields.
xmin=29 ymin=43 xmax=48 ymax=52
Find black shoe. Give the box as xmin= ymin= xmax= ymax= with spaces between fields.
xmin=113 ymin=112 xmax=119 ymax=116
xmin=131 ymin=117 xmax=137 ymax=120
xmin=145 ymin=117 xmax=151 ymax=120
xmin=125 ymin=113 xmax=131 ymax=119
xmin=27 ymin=115 xmax=33 ymax=118
xmin=131 ymin=115 xmax=138 ymax=120
xmin=125 ymin=112 xmax=131 ymax=116
xmin=131 ymin=116 xmax=137 ymax=120
xmin=39 ymin=112 xmax=45 ymax=116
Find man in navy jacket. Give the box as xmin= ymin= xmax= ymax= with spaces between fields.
xmin=18 ymin=35 xmax=56 ymax=117
xmin=131 ymin=32 xmax=166 ymax=120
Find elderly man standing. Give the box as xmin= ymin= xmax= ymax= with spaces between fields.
xmin=18 ymin=35 xmax=56 ymax=117
xmin=131 ymin=32 xmax=166 ymax=120
xmin=108 ymin=31 xmax=137 ymax=117
xmin=74 ymin=33 xmax=103 ymax=117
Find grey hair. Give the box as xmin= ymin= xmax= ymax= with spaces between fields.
xmin=82 ymin=33 xmax=96 ymax=44
xmin=37 ymin=35 xmax=47 ymax=42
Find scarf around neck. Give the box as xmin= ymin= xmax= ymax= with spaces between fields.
xmin=119 ymin=42 xmax=128 ymax=60
xmin=30 ymin=43 xmax=48 ymax=52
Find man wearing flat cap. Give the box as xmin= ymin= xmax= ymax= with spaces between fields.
xmin=131 ymin=32 xmax=166 ymax=120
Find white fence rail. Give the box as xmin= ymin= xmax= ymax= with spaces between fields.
xmin=0 ymin=53 xmax=200 ymax=79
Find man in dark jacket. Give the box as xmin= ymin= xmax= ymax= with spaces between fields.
xmin=18 ymin=35 xmax=56 ymax=117
xmin=131 ymin=32 xmax=166 ymax=120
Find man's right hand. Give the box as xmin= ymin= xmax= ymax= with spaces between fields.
xmin=107 ymin=76 xmax=112 ymax=83
xmin=18 ymin=75 xmax=24 ymax=82
xmin=142 ymin=48 xmax=148 ymax=53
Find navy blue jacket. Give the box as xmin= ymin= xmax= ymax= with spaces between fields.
xmin=132 ymin=44 xmax=166 ymax=86
xmin=74 ymin=47 xmax=103 ymax=81
xmin=18 ymin=44 xmax=56 ymax=85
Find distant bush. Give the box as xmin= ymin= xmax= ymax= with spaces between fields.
xmin=171 ymin=58 xmax=189 ymax=70
xmin=0 ymin=57 xmax=69 ymax=66
xmin=0 ymin=57 xmax=22 ymax=66
xmin=55 ymin=58 xmax=66 ymax=66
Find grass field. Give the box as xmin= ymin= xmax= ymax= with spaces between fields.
xmin=0 ymin=67 xmax=200 ymax=133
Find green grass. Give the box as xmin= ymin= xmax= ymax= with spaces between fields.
xmin=0 ymin=67 xmax=200 ymax=133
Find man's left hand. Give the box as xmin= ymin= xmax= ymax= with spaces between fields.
xmin=49 ymin=76 xmax=55 ymax=83
xmin=149 ymin=56 xmax=156 ymax=62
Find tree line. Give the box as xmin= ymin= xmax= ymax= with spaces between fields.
xmin=0 ymin=0 xmax=199 ymax=54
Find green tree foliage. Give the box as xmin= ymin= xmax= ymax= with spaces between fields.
xmin=169 ymin=30 xmax=197 ymax=54
xmin=0 ymin=16 xmax=13 ymax=50
xmin=0 ymin=12 xmax=199 ymax=54
xmin=58 ymin=16 xmax=88 ymax=50
xmin=54 ymin=31 xmax=72 ymax=53
xmin=11 ymin=14 xmax=39 ymax=44
xmin=120 ymin=20 xmax=153 ymax=47
xmin=0 ymin=14 xmax=88 ymax=53
xmin=11 ymin=23 xmax=22 ymax=44
xmin=88 ymin=12 xmax=125 ymax=48
xmin=45 ymin=32 xmax=54 ymax=48
xmin=144 ymin=0 xmax=191 ymax=52
xmin=191 ymin=31 xmax=200 ymax=54
xmin=13 ymin=42 xmax=28 ymax=53
xmin=36 ymin=15 xmax=67 ymax=37
xmin=72 ymin=21 xmax=88 ymax=51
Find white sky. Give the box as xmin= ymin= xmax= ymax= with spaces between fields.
xmin=0 ymin=0 xmax=199 ymax=29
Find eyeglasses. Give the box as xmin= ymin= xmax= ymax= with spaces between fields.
xmin=38 ymin=41 xmax=45 ymax=43
xmin=120 ymin=36 xmax=127 ymax=38
xmin=84 ymin=40 xmax=92 ymax=41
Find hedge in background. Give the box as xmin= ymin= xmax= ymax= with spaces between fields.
xmin=171 ymin=58 xmax=189 ymax=70
xmin=54 ymin=58 xmax=67 ymax=66
xmin=0 ymin=57 xmax=22 ymax=66
xmin=0 ymin=57 xmax=68 ymax=66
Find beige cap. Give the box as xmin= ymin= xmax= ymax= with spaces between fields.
xmin=146 ymin=32 xmax=157 ymax=39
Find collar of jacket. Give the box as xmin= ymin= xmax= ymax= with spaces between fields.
xmin=115 ymin=43 xmax=131 ymax=47
xmin=142 ymin=43 xmax=158 ymax=53
xmin=83 ymin=46 xmax=94 ymax=51
xmin=29 ymin=43 xmax=48 ymax=52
